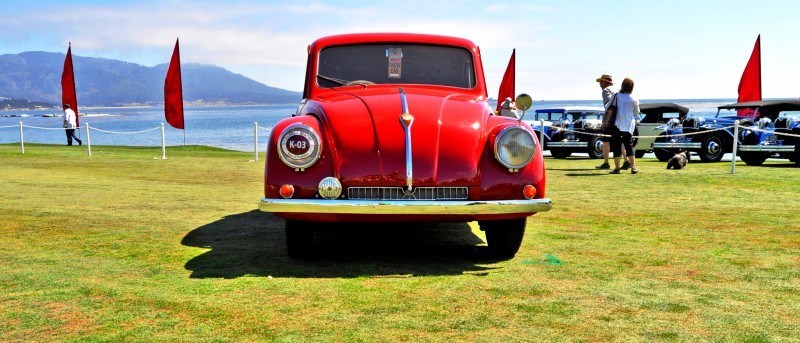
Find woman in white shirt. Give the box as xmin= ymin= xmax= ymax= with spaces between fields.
xmin=605 ymin=78 xmax=639 ymax=174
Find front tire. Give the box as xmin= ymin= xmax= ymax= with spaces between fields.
xmin=549 ymin=148 xmax=571 ymax=159
xmin=480 ymin=218 xmax=526 ymax=257
xmin=285 ymin=219 xmax=315 ymax=259
xmin=587 ymin=136 xmax=604 ymax=159
xmin=794 ymin=143 xmax=800 ymax=166
xmin=653 ymin=133 xmax=673 ymax=162
xmin=740 ymin=152 xmax=768 ymax=166
xmin=634 ymin=150 xmax=646 ymax=158
xmin=699 ymin=133 xmax=725 ymax=162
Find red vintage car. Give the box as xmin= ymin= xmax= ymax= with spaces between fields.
xmin=259 ymin=33 xmax=552 ymax=258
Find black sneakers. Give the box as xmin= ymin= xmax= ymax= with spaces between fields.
xmin=609 ymin=168 xmax=621 ymax=174
xmin=621 ymin=161 xmax=631 ymax=170
xmin=595 ymin=163 xmax=610 ymax=170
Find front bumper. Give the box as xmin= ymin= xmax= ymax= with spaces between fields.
xmin=652 ymin=142 xmax=701 ymax=149
xmin=739 ymin=144 xmax=795 ymax=152
xmin=259 ymin=198 xmax=553 ymax=216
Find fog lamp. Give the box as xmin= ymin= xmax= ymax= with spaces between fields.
xmin=318 ymin=177 xmax=342 ymax=199
xmin=523 ymin=185 xmax=537 ymax=200
xmin=279 ymin=184 xmax=295 ymax=199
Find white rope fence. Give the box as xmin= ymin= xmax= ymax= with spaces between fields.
xmin=1 ymin=122 xmax=166 ymax=158
xmin=4 ymin=120 xmax=796 ymax=172
xmin=536 ymin=122 xmax=800 ymax=140
xmin=533 ymin=120 xmax=800 ymax=174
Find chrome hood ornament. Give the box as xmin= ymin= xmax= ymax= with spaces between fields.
xmin=398 ymin=87 xmax=414 ymax=191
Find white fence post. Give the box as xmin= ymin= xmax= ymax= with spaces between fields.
xmin=539 ymin=119 xmax=545 ymax=152
xmin=731 ymin=120 xmax=740 ymax=174
xmin=161 ymin=123 xmax=167 ymax=160
xmin=254 ymin=122 xmax=259 ymax=162
xmin=85 ymin=123 xmax=92 ymax=157
xmin=18 ymin=122 xmax=24 ymax=154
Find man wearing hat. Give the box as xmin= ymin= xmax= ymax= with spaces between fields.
xmin=595 ymin=74 xmax=628 ymax=170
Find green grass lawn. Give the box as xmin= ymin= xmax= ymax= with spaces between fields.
xmin=1 ymin=143 xmax=798 ymax=341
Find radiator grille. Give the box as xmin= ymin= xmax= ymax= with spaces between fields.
xmin=347 ymin=187 xmax=469 ymax=200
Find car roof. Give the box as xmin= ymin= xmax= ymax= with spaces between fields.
xmin=718 ymin=99 xmax=800 ymax=111
xmin=535 ymin=107 xmax=605 ymax=113
xmin=639 ymin=103 xmax=689 ymax=115
xmin=311 ymin=33 xmax=477 ymax=49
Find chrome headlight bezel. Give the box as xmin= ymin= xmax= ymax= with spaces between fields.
xmin=494 ymin=126 xmax=536 ymax=170
xmin=277 ymin=123 xmax=322 ymax=170
xmin=693 ymin=117 xmax=706 ymax=128
xmin=758 ymin=117 xmax=773 ymax=129
xmin=667 ymin=118 xmax=680 ymax=130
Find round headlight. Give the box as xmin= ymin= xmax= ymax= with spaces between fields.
xmin=494 ymin=126 xmax=536 ymax=170
xmin=277 ymin=123 xmax=321 ymax=170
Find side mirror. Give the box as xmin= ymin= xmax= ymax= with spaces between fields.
xmin=515 ymin=93 xmax=533 ymax=121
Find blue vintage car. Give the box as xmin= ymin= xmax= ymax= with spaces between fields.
xmin=525 ymin=107 xmax=606 ymax=159
xmin=652 ymin=102 xmax=759 ymax=162
xmin=734 ymin=99 xmax=800 ymax=166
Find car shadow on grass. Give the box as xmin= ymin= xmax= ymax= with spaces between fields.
xmin=182 ymin=210 xmax=507 ymax=279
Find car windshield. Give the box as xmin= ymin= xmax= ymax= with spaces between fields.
xmin=317 ymin=44 xmax=475 ymax=88
xmin=535 ymin=112 xmax=565 ymax=121
xmin=718 ymin=108 xmax=756 ymax=118
xmin=583 ymin=111 xmax=603 ymax=120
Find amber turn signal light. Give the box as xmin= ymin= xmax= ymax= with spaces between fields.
xmin=523 ymin=185 xmax=537 ymax=200
xmin=279 ymin=184 xmax=295 ymax=199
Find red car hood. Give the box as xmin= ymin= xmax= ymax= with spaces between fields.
xmin=312 ymin=88 xmax=489 ymax=187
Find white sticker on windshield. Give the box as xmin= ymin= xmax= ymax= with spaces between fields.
xmin=388 ymin=48 xmax=402 ymax=78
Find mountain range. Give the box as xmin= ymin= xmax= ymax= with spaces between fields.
xmin=0 ymin=52 xmax=301 ymax=107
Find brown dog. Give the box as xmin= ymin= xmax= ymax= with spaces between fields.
xmin=666 ymin=151 xmax=688 ymax=169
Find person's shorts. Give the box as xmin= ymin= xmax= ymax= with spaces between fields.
xmin=599 ymin=128 xmax=612 ymax=142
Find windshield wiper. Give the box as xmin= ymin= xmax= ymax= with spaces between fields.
xmin=316 ymin=74 xmax=349 ymax=86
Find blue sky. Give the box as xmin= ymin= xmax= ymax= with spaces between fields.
xmin=1 ymin=0 xmax=798 ymax=100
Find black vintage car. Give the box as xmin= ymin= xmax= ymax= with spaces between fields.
xmin=637 ymin=103 xmax=689 ymax=160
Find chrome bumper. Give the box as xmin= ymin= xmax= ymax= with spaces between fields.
xmin=547 ymin=141 xmax=587 ymax=148
xmin=739 ymin=145 xmax=795 ymax=152
xmin=259 ymin=198 xmax=553 ymax=215
xmin=652 ymin=142 xmax=701 ymax=149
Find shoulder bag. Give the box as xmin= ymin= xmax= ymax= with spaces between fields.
xmin=602 ymin=93 xmax=618 ymax=131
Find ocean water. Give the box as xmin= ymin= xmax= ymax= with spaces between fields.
xmin=0 ymin=99 xmax=736 ymax=152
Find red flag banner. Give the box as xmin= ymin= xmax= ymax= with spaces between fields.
xmin=496 ymin=49 xmax=515 ymax=112
xmin=164 ymin=38 xmax=185 ymax=129
xmin=61 ymin=43 xmax=79 ymax=127
xmin=738 ymin=35 xmax=761 ymax=104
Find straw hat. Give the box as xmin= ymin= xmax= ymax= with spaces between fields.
xmin=595 ymin=74 xmax=613 ymax=84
